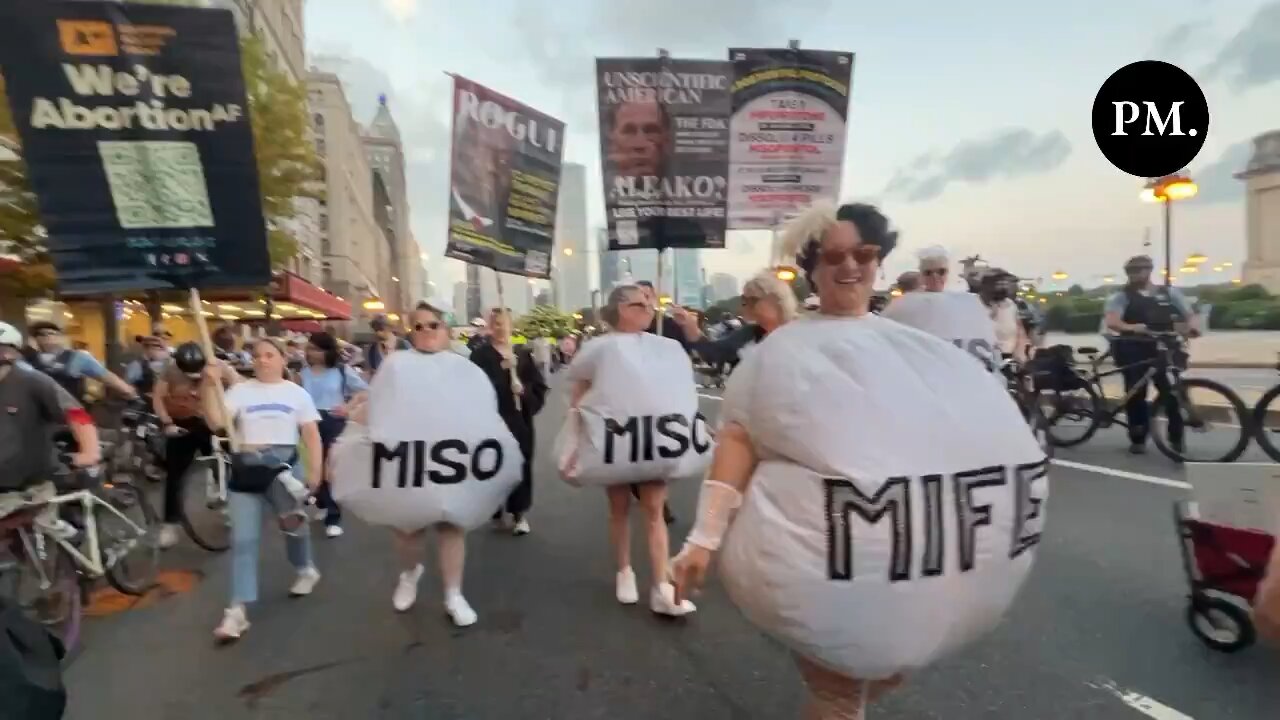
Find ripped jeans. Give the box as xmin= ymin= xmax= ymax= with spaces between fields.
xmin=228 ymin=446 xmax=314 ymax=606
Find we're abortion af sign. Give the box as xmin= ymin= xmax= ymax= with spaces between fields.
xmin=0 ymin=1 xmax=269 ymax=293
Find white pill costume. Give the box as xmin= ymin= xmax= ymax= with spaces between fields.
xmin=329 ymin=351 xmax=522 ymax=532
xmin=716 ymin=315 xmax=1048 ymax=680
xmin=882 ymin=291 xmax=1001 ymax=373
xmin=557 ymin=332 xmax=713 ymax=486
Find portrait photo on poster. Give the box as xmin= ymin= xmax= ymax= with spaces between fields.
xmin=595 ymin=57 xmax=731 ymax=252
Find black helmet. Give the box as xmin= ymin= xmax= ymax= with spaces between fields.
xmin=174 ymin=342 xmax=206 ymax=375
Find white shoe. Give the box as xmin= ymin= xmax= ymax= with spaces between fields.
xmin=512 ymin=517 xmax=530 ymax=536
xmin=393 ymin=564 xmax=424 ymax=612
xmin=213 ymin=606 xmax=249 ymax=642
xmin=157 ymin=523 xmax=181 ymax=550
xmin=650 ymin=582 xmax=696 ymax=617
xmin=615 ymin=567 xmax=639 ymax=605
xmin=289 ymin=567 xmax=321 ymax=597
xmin=325 ymin=525 xmax=344 ymax=539
xmin=445 ymin=594 xmax=478 ymax=627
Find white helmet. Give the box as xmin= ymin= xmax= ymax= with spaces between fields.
xmin=0 ymin=321 xmax=22 ymax=348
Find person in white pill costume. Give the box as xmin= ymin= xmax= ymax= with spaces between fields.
xmin=671 ymin=202 xmax=1050 ymax=720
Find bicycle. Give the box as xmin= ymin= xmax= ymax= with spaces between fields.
xmin=0 ymin=445 xmax=160 ymax=652
xmin=113 ymin=397 xmax=165 ymax=485
xmin=1000 ymin=355 xmax=1054 ymax=460
xmin=179 ymin=433 xmax=231 ymax=552
xmin=1249 ymin=352 xmax=1280 ymax=462
xmin=1038 ymin=333 xmax=1251 ymax=463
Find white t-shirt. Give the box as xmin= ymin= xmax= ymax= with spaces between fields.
xmin=224 ymin=380 xmax=320 ymax=447
xmin=989 ymin=299 xmax=1020 ymax=355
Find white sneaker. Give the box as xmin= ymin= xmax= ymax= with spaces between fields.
xmin=650 ymin=582 xmax=696 ymax=617
xmin=157 ymin=523 xmax=181 ymax=550
xmin=325 ymin=525 xmax=344 ymax=539
xmin=393 ymin=564 xmax=424 ymax=612
xmin=615 ymin=567 xmax=639 ymax=605
xmin=289 ymin=567 xmax=321 ymax=597
xmin=213 ymin=606 xmax=249 ymax=642
xmin=512 ymin=517 xmax=530 ymax=536
xmin=445 ymin=594 xmax=478 ymax=627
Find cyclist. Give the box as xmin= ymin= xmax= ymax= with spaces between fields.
xmin=1103 ymin=255 xmax=1200 ymax=455
xmin=24 ymin=321 xmax=137 ymax=404
xmin=978 ymin=268 xmax=1029 ymax=364
xmin=124 ymin=335 xmax=175 ymax=399
xmin=0 ymin=322 xmax=101 ymax=528
xmin=152 ymin=342 xmax=239 ymax=548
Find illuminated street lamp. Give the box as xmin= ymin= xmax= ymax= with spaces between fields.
xmin=362 ymin=298 xmax=386 ymax=312
xmin=1180 ymin=265 xmax=1198 ymax=274
xmin=1222 ymin=261 xmax=1234 ymax=268
xmin=1051 ymin=270 xmax=1068 ymax=281
xmin=1141 ymin=172 xmax=1199 ymax=287
xmin=1102 ymin=276 xmax=1115 ymax=284
xmin=775 ymin=266 xmax=798 ymax=282
xmin=1185 ymin=252 xmax=1208 ymax=266
xmin=563 ymin=247 xmax=574 ymax=257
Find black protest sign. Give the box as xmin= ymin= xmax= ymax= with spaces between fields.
xmin=445 ymin=75 xmax=564 ymax=279
xmin=596 ymin=57 xmax=732 ymax=251
xmin=0 ymin=1 xmax=268 ymax=293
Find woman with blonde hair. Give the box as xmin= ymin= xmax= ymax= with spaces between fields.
xmin=673 ymin=270 xmax=797 ymax=368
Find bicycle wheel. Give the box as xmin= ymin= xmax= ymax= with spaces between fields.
xmin=1151 ymin=378 xmax=1252 ymax=463
xmin=0 ymin=535 xmax=82 ymax=653
xmin=179 ymin=460 xmax=230 ymax=552
xmin=1040 ymin=382 xmax=1102 ymax=448
xmin=98 ymin=482 xmax=161 ymax=595
xmin=1252 ymin=383 xmax=1280 ymax=463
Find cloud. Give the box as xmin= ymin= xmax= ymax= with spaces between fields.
xmin=1148 ymin=20 xmax=1214 ymax=61
xmin=1203 ymin=1 xmax=1280 ymax=91
xmin=1188 ymin=139 xmax=1253 ymax=204
xmin=883 ymin=128 xmax=1072 ymax=202
xmin=381 ymin=0 xmax=418 ymax=23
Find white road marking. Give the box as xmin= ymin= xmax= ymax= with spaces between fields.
xmin=1051 ymin=459 xmax=1191 ymax=490
xmin=1089 ymin=680 xmax=1195 ymax=720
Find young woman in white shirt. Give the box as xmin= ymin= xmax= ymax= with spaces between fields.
xmin=204 ymin=337 xmax=324 ymax=643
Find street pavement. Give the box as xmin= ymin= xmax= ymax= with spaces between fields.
xmin=64 ymin=379 xmax=1280 ymax=719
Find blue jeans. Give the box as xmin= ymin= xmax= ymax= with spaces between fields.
xmin=228 ymin=446 xmax=314 ymax=605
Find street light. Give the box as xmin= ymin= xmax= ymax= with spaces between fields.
xmin=775 ymin=266 xmax=798 ymax=282
xmin=1185 ymin=252 xmax=1208 ymax=266
xmin=1141 ymin=172 xmax=1199 ymax=287
xmin=1051 ymin=271 xmax=1068 ymax=281
xmin=563 ymin=247 xmax=574 ymax=257
xmin=362 ymin=298 xmax=386 ymax=312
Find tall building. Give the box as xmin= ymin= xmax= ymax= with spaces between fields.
xmin=212 ymin=0 xmax=321 ymax=285
xmin=308 ymin=71 xmax=390 ymax=335
xmin=709 ymin=272 xmax=740 ymax=304
xmin=1241 ymin=130 xmax=1280 ymax=293
xmin=671 ymin=249 xmax=704 ymax=308
xmin=452 ymin=282 xmax=468 ymax=323
xmin=553 ymin=163 xmax=591 ymax=311
xmin=362 ymin=96 xmax=421 ymax=315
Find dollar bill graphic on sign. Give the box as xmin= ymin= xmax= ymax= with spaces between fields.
xmin=98 ymin=141 xmax=214 ymax=229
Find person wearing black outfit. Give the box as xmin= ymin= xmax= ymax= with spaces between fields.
xmin=634 ymin=280 xmax=680 ymax=524
xmin=1103 ymin=255 xmax=1199 ymax=455
xmin=366 ymin=315 xmax=411 ymax=374
xmin=470 ymin=309 xmax=548 ymax=536
xmin=671 ymin=270 xmax=796 ymax=372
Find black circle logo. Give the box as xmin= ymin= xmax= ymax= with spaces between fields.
xmin=1092 ymin=60 xmax=1209 ymax=177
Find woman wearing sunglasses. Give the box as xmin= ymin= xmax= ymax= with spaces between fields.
xmin=672 ymin=270 xmax=797 ymax=373
xmin=565 ymin=284 xmax=700 ymax=617
xmin=672 ymin=202 xmax=1046 ymax=719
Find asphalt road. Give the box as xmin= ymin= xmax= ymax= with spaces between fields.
xmin=64 ymin=379 xmax=1280 ymax=719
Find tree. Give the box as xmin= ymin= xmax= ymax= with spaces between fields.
xmin=516 ymin=305 xmax=577 ymax=339
xmin=239 ymin=35 xmax=324 ymax=268
xmin=1067 ymin=284 xmax=1084 ymax=296
xmin=0 ymin=72 xmax=54 ymax=316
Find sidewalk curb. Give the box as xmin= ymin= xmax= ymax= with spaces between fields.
xmin=1189 ymin=362 xmax=1274 ymax=370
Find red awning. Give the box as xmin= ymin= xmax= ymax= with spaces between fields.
xmin=269 ymin=272 xmax=351 ymax=320
xmin=281 ymin=319 xmax=325 ymax=334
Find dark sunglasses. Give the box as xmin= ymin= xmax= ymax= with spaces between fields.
xmin=625 ymin=301 xmax=650 ymax=310
xmin=413 ymin=321 xmax=442 ymax=332
xmin=35 ymin=330 xmax=61 ymax=338
xmin=819 ymin=244 xmax=880 ymax=267
xmin=922 ymin=268 xmax=948 ymax=277
xmin=1125 ymin=266 xmax=1152 ymax=273
xmin=741 ymin=295 xmax=763 ymax=306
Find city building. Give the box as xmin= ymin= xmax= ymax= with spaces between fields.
xmin=709 ymin=272 xmax=740 ymax=304
xmin=553 ymin=163 xmax=591 ymax=311
xmin=671 ymin=248 xmax=704 ymax=308
xmin=452 ymin=282 xmax=469 ymax=324
xmin=212 ymin=0 xmax=322 ymax=286
xmin=362 ymin=96 xmax=421 ymax=315
xmin=1241 ymin=129 xmax=1280 ymax=294
xmin=308 ymin=70 xmax=392 ymax=335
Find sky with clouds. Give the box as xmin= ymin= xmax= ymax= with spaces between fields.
xmin=304 ymin=0 xmax=1280 ymax=292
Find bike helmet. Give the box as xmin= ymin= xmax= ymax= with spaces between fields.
xmin=0 ymin=321 xmax=21 ymax=349
xmin=174 ymin=341 xmax=206 ymax=376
